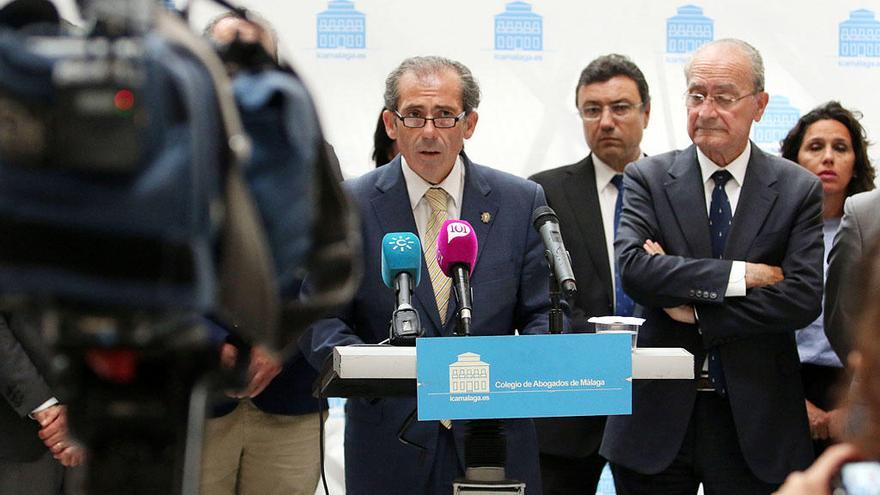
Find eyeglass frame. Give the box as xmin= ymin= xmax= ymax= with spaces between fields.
xmin=579 ymin=101 xmax=645 ymax=121
xmin=684 ymin=91 xmax=758 ymax=111
xmin=392 ymin=110 xmax=467 ymax=129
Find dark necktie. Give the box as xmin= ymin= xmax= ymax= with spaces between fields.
xmin=611 ymin=174 xmax=635 ymax=317
xmin=708 ymin=170 xmax=732 ymax=396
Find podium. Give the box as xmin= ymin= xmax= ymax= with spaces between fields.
xmin=318 ymin=342 xmax=693 ymax=399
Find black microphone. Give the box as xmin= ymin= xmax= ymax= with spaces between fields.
xmin=532 ymin=206 xmax=577 ymax=298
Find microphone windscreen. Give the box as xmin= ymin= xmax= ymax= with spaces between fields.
xmin=381 ymin=232 xmax=422 ymax=288
xmin=436 ymin=219 xmax=478 ymax=277
xmin=531 ymin=205 xmax=557 ymax=230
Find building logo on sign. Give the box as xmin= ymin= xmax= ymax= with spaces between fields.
xmin=752 ymin=95 xmax=800 ymax=155
xmin=449 ymin=352 xmax=490 ymax=395
xmin=839 ymin=9 xmax=880 ymax=67
xmin=316 ymin=0 xmax=366 ymax=59
xmin=666 ymin=5 xmax=713 ymax=63
xmin=494 ymin=1 xmax=543 ymax=61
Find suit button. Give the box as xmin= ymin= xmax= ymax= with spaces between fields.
xmin=689 ymin=289 xmax=695 ymax=297
xmin=710 ymin=292 xmax=718 ymax=299
xmin=697 ymin=290 xmax=704 ymax=298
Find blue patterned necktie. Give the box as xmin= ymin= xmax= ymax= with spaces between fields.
xmin=708 ymin=170 xmax=733 ymax=396
xmin=611 ymin=174 xmax=635 ymax=317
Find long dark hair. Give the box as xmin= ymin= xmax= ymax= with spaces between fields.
xmin=371 ymin=108 xmax=396 ymax=167
xmin=780 ymin=101 xmax=875 ymax=197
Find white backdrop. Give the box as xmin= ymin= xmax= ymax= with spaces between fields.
xmin=177 ymin=0 xmax=880 ymax=181
xmin=47 ymin=1 xmax=880 ymax=493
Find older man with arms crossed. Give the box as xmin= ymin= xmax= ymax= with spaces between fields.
xmin=302 ymin=56 xmax=550 ymax=495
xmin=529 ymin=53 xmax=650 ymax=495
xmin=600 ymin=39 xmax=823 ymax=494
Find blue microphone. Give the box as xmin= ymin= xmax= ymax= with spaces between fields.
xmin=381 ymin=232 xmax=422 ymax=289
xmin=380 ymin=232 xmax=423 ymax=345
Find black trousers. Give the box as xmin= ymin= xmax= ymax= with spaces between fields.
xmin=610 ymin=393 xmax=778 ymax=495
xmin=539 ymin=450 xmax=606 ymax=495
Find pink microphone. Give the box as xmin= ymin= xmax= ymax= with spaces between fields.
xmin=436 ymin=219 xmax=478 ymax=335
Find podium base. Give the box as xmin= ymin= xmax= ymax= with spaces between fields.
xmin=452 ymin=480 xmax=525 ymax=494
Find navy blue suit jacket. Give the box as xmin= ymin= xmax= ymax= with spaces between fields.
xmin=302 ymin=154 xmax=551 ymax=495
xmin=600 ymin=144 xmax=823 ymax=484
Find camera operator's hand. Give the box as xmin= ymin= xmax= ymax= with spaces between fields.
xmin=239 ymin=345 xmax=283 ymax=398
xmin=56 ymin=443 xmax=86 ymax=467
xmin=34 ymin=404 xmax=69 ymax=451
xmin=773 ymin=443 xmax=861 ymax=495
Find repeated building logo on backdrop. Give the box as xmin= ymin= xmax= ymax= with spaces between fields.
xmin=666 ymin=5 xmax=713 ymax=63
xmin=752 ymin=95 xmax=800 ymax=155
xmin=839 ymin=9 xmax=880 ymax=67
xmin=494 ymin=1 xmax=544 ymax=62
xmin=316 ymin=0 xmax=366 ymax=59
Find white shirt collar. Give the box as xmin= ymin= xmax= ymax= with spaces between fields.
xmin=697 ymin=141 xmax=750 ymax=187
xmin=592 ymin=154 xmax=622 ymax=192
xmin=401 ymin=154 xmax=465 ymax=211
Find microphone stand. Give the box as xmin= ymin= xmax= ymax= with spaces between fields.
xmin=452 ymin=298 xmax=525 ymax=494
xmin=548 ymin=271 xmax=564 ymax=334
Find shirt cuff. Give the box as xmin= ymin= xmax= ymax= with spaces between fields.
xmin=725 ymin=261 xmax=746 ymax=297
xmin=28 ymin=397 xmax=59 ymax=420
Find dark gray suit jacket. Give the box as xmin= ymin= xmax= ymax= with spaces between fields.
xmin=529 ymin=155 xmax=613 ymax=458
xmin=0 ymin=313 xmax=54 ymax=461
xmin=825 ymin=188 xmax=880 ymax=362
xmin=600 ymin=143 xmax=823 ymax=484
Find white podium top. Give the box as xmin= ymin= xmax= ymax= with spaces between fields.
xmin=333 ymin=345 xmax=693 ymax=380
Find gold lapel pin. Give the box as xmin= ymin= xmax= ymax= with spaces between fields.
xmin=480 ymin=212 xmax=491 ymax=224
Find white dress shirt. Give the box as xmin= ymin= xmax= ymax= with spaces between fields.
xmin=593 ymin=155 xmax=625 ymax=300
xmin=400 ymin=155 xmax=465 ymax=240
xmin=696 ymin=144 xmax=749 ymax=297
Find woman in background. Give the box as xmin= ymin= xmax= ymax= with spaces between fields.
xmin=780 ymin=101 xmax=875 ymax=452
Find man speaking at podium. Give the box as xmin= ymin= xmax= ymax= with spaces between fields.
xmin=600 ymin=39 xmax=823 ymax=493
xmin=301 ymin=56 xmax=551 ymax=495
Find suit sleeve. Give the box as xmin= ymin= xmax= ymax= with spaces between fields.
xmin=696 ymin=179 xmax=824 ymax=344
xmin=618 ymin=164 xmax=824 ymax=343
xmin=616 ymin=165 xmax=732 ymax=309
xmin=824 ymin=196 xmax=864 ymax=362
xmin=0 ymin=314 xmax=53 ymax=418
xmin=515 ymin=183 xmax=553 ymax=335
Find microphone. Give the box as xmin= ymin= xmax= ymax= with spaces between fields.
xmin=532 ymin=206 xmax=577 ymax=298
xmin=436 ymin=219 xmax=478 ymax=336
xmin=381 ymin=232 xmax=424 ymax=345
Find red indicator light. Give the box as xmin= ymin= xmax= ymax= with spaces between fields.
xmin=114 ymin=89 xmax=135 ymax=111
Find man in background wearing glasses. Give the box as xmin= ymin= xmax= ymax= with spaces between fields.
xmin=529 ymin=53 xmax=650 ymax=495
xmin=302 ymin=56 xmax=551 ymax=495
xmin=600 ymin=39 xmax=823 ymax=494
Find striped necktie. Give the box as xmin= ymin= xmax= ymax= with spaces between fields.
xmin=424 ymin=187 xmax=451 ymax=324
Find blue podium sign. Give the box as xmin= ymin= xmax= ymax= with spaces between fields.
xmin=416 ymin=333 xmax=631 ymax=421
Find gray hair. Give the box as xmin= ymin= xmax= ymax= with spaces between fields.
xmin=684 ymin=38 xmax=765 ymax=93
xmin=383 ymin=56 xmax=481 ymax=113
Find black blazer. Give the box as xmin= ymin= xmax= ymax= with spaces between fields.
xmin=0 ymin=313 xmax=55 ymax=461
xmin=529 ymin=154 xmax=613 ymax=458
xmin=600 ymin=144 xmax=823 ymax=484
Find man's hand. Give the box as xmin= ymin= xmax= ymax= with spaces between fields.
xmin=805 ymin=399 xmax=830 ymax=440
xmin=745 ymin=262 xmax=783 ymax=289
xmin=643 ymin=240 xmax=696 ymax=324
xmin=773 ymin=443 xmax=861 ymax=495
xmin=664 ymin=305 xmax=697 ymax=324
xmin=643 ymin=239 xmax=666 ymax=256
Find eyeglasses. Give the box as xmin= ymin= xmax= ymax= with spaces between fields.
xmin=579 ymin=102 xmax=643 ymax=121
xmin=685 ymin=92 xmax=756 ymax=110
xmin=393 ymin=110 xmax=466 ymax=129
